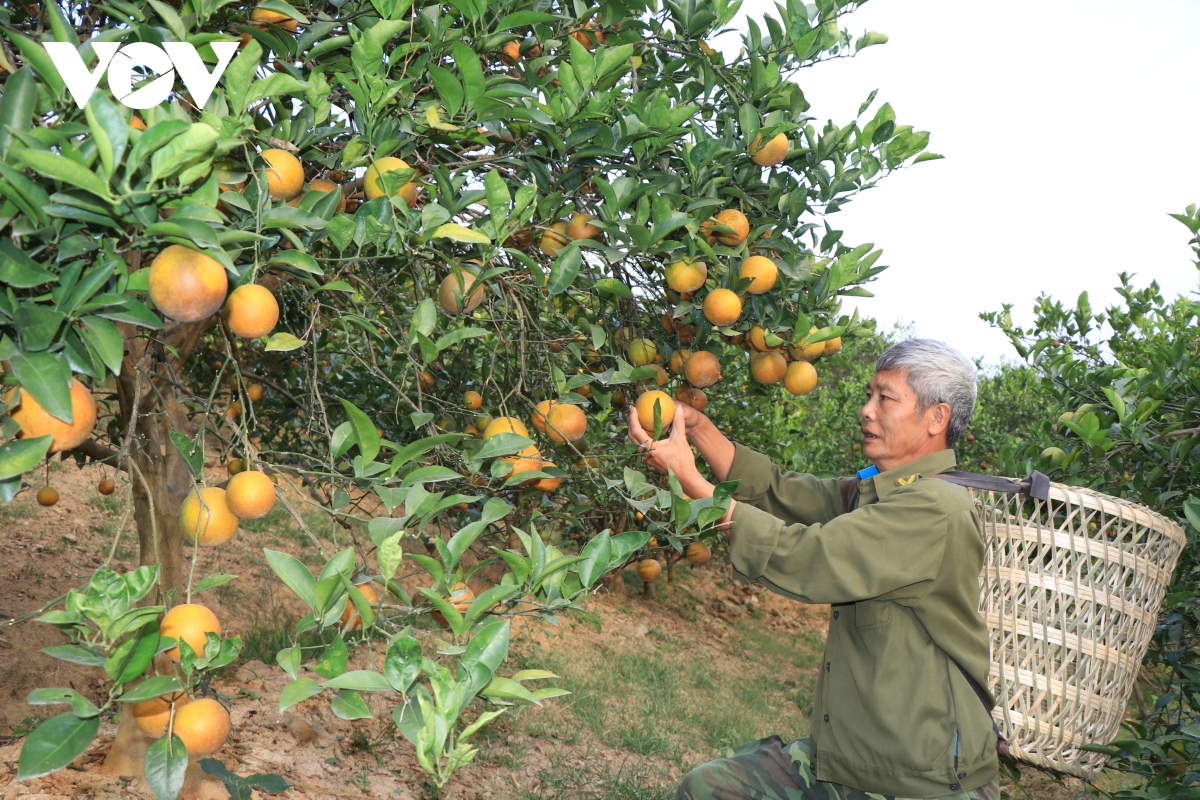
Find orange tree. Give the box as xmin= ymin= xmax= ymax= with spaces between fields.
xmin=0 ymin=0 xmax=938 ymax=794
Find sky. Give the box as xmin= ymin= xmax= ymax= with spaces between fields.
xmin=715 ymin=0 xmax=1200 ymax=363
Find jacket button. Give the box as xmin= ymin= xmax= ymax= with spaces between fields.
xmin=832 ymin=610 xmax=840 ymax=620
xmin=958 ymin=772 xmax=966 ymax=780
xmin=949 ymin=785 xmax=959 ymax=792
xmin=823 ymin=714 xmax=830 ymax=723
xmin=826 ymin=662 xmax=830 ymax=672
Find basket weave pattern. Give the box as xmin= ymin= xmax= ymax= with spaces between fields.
xmin=972 ymin=482 xmax=1186 ymax=779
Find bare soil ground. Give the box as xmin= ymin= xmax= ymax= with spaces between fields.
xmin=0 ymin=461 xmax=1097 ymax=800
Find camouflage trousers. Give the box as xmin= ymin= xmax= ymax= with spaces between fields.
xmin=678 ymin=736 xmax=1000 ymax=800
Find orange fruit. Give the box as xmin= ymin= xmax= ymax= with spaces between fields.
xmin=789 ymin=327 xmax=825 ymax=362
xmin=503 ymin=448 xmax=542 ymax=484
xmin=36 ymin=486 xmax=58 ymax=506
xmin=364 ymin=157 xmax=418 ymax=207
xmin=226 ymin=401 xmax=242 ymax=419
xmin=438 ymin=268 xmax=486 ymax=315
xmin=432 ymin=582 xmax=475 ymax=626
xmin=749 ymin=132 xmax=789 ymax=166
xmin=664 ymin=257 xmax=707 ymax=293
xmin=307 ymin=177 xmax=346 ymax=213
xmin=129 ymin=113 xmax=147 ymax=130
xmin=539 ymin=221 xmax=569 ymax=256
xmin=98 ymin=478 xmax=116 ymax=495
xmin=226 ymin=458 xmax=246 ymax=475
xmin=784 ymin=361 xmax=818 ymax=395
xmin=532 ymin=399 xmax=556 ymax=433
xmin=180 ymin=487 xmax=239 ymax=547
xmin=635 ymin=390 xmax=675 ymax=433
xmin=641 ymin=364 xmax=669 ymax=388
xmin=148 ymin=244 xmax=229 ymax=323
xmin=160 ymin=603 xmax=221 ymax=661
xmin=246 ymin=383 xmax=265 ymax=403
xmin=340 ymin=582 xmax=379 ymax=631
xmin=546 ymin=404 xmax=587 ymax=443
xmin=702 ymin=209 xmax=749 ymax=246
xmin=531 ymin=461 xmax=562 ymax=492
xmin=249 ymin=7 xmax=297 ymax=30
xmin=172 ymin=697 xmax=231 ymax=756
xmin=703 ymin=288 xmax=742 ymax=326
xmin=571 ymin=19 xmax=606 ymax=48
xmin=636 ymin=559 xmax=662 ymax=582
xmin=676 ymin=386 xmax=707 ymax=412
xmin=223 ymin=284 xmax=279 ymax=338
xmin=499 ymin=41 xmax=521 ymax=65
xmin=739 ymin=256 xmax=778 ymax=294
xmin=463 ymin=390 xmax=483 ymax=410
xmin=6 ymin=378 xmax=98 ymax=454
xmin=751 ymin=351 xmax=787 ymax=384
xmin=683 ymin=350 xmax=722 ymax=388
xmin=668 ymin=348 xmax=692 ymax=375
xmin=418 ymin=371 xmax=435 ymax=391
xmin=824 ymin=336 xmax=842 ymax=355
xmin=747 ymin=325 xmax=779 ymax=352
xmin=132 ymin=692 xmax=191 ymax=738
xmin=627 ymin=338 xmax=657 ymax=367
xmin=566 ymin=212 xmax=600 ymax=240
xmin=260 ymin=148 xmax=303 ymax=201
xmin=225 ymin=470 xmax=276 ymax=519
xmin=483 ymin=416 xmax=530 ymax=439
xmin=686 ymin=542 xmax=712 ymax=564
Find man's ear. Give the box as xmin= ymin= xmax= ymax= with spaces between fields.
xmin=927 ymin=402 xmax=952 ymax=439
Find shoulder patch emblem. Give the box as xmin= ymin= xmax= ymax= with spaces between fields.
xmin=896 ymin=474 xmax=918 ymax=486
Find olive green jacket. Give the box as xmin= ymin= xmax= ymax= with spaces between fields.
xmin=727 ymin=445 xmax=998 ymax=798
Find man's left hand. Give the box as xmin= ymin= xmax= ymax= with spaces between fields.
xmin=628 ymin=404 xmax=699 ymax=479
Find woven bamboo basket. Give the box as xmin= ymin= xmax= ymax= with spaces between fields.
xmin=970 ymin=481 xmax=1186 ymax=780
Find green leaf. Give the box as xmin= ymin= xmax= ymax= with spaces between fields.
xmin=145 ymin=734 xmax=188 ymax=800
xmin=11 ymin=144 xmax=113 ymax=202
xmin=26 ymin=688 xmax=100 ymax=718
xmin=0 ymin=239 xmax=54 ymax=287
xmin=168 ymin=430 xmax=203 ymax=477
xmin=267 ymin=250 xmax=323 ymax=275
xmin=479 ymin=676 xmax=540 ymax=704
xmin=16 ymin=712 xmax=100 ymax=780
xmin=450 ymin=42 xmax=485 ymax=109
xmin=79 ymin=316 xmax=124 ymax=376
xmin=493 ymin=11 xmax=559 ymax=29
xmin=338 ymin=397 xmax=380 ymax=463
xmin=330 ymin=689 xmax=372 ymax=720
xmin=263 ymin=549 xmax=316 ymax=609
xmin=431 ymin=223 xmax=490 ymax=244
xmin=459 ymin=617 xmax=510 ymax=677
xmin=322 ymin=670 xmax=394 ymax=692
xmin=384 ymin=636 xmax=422 ymax=693
xmin=39 ymin=644 xmax=105 ymax=666
xmin=593 ymin=278 xmax=631 ymax=299
xmin=193 ymin=573 xmax=237 ymax=594
xmin=278 ymin=678 xmax=324 ymax=712
xmin=435 ymin=327 xmax=488 ymax=351
xmin=0 ymin=67 xmax=38 ymax=156
xmin=428 ymin=65 xmax=464 ymax=118
xmin=576 ymin=530 xmax=612 ymax=589
xmin=378 ymin=532 xmax=403 ymax=582
xmin=264 ymin=332 xmax=306 ymax=351
xmin=313 ymin=633 xmax=348 ymax=679
xmin=547 ymin=246 xmax=581 ymax=295
xmin=117 ymin=676 xmax=183 ymax=704
xmin=10 ymin=352 xmax=73 ymax=423
xmin=0 ymin=435 xmax=53 ymax=481
xmin=105 ymin=621 xmax=160 ymax=684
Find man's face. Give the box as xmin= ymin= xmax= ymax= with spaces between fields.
xmin=860 ymin=369 xmax=929 ymax=466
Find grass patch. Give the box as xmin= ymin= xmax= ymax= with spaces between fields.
xmin=518 ymin=747 xmax=678 ymax=800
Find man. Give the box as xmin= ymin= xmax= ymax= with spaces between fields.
xmin=627 ymin=339 xmax=999 ymax=800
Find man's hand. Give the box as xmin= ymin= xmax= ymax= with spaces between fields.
xmin=627 ymin=404 xmax=700 ymax=480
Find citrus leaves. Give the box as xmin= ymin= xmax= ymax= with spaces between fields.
xmin=16 ymin=712 xmax=101 ymax=780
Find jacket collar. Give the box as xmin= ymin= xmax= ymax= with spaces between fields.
xmin=865 ymin=450 xmax=958 ymax=499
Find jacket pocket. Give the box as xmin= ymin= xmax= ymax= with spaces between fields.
xmin=854 ymin=600 xmax=892 ymax=630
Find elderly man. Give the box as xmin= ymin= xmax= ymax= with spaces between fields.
xmin=627 ymin=339 xmax=999 ymax=800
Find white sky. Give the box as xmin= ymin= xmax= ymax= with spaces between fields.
xmin=717 ymin=0 xmax=1200 ymax=363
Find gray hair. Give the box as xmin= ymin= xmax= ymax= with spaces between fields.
xmin=875 ymin=339 xmax=977 ymax=447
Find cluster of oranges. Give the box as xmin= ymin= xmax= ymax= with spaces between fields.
xmin=179 ymin=467 xmax=276 ymax=547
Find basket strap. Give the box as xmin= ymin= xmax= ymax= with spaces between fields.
xmin=934 ymin=470 xmax=1050 ymax=502
xmin=951 ymin=660 xmax=1011 ymax=759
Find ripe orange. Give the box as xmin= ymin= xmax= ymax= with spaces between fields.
xmin=784 ymin=361 xmax=818 ymax=395
xmin=676 ymin=386 xmax=707 ymax=412
xmin=160 ymin=603 xmax=221 ymax=661
xmin=180 ymin=487 xmax=239 ymax=547
xmin=36 ymin=486 xmax=58 ymax=506
xmin=686 ymin=542 xmax=712 ymax=564
xmin=483 ymin=416 xmax=530 ymax=439
xmin=249 ymin=7 xmax=297 ymax=30
xmin=635 ymin=390 xmax=675 ymax=433
xmin=566 ymin=212 xmax=600 ymax=240
xmin=664 ymin=257 xmax=707 ymax=293
xmin=751 ymin=351 xmax=787 ymax=385
xmin=132 ymin=692 xmax=191 ymax=738
xmin=225 ymin=470 xmax=276 ymax=519
xmin=668 ymin=348 xmax=692 ymax=375
xmin=226 ymin=401 xmax=242 ymax=419
xmin=532 ymin=399 xmax=556 ymax=433
xmin=340 ymin=581 xmax=379 ymax=631
xmin=503 ymin=447 xmax=542 ymax=484
xmin=246 ymin=383 xmax=265 ymax=403
xmin=6 ymin=378 xmax=98 ymax=454
xmin=438 ymin=268 xmax=486 ymax=315
xmin=739 ymin=256 xmax=778 ymax=294
xmin=747 ymin=325 xmax=779 ymax=352
xmin=703 ymin=288 xmax=742 ymax=326
xmin=683 ymin=350 xmax=722 ymax=388
xmin=539 ymin=221 xmax=569 ymax=256
xmin=463 ymin=390 xmax=483 ymax=410
xmin=628 ymin=338 xmax=658 ymax=367
xmin=636 ymin=559 xmax=662 ymax=582
xmin=546 ymin=403 xmax=587 ymax=443
xmin=98 ymin=478 xmax=116 ymax=496
xmin=224 ymin=284 xmax=279 ymax=338
xmin=704 ymin=209 xmax=749 ymax=246
xmin=499 ymin=41 xmax=521 ymax=65
xmin=364 ymin=157 xmax=418 ymax=207
xmin=432 ymin=582 xmax=475 ymax=626
xmin=307 ymin=177 xmax=346 ymax=213
xmin=749 ymin=132 xmax=789 ymax=166
xmin=418 ymin=371 xmax=435 ymax=391
xmin=129 ymin=113 xmax=147 ymax=130
xmin=824 ymin=336 xmax=842 ymax=355
xmin=172 ymin=697 xmax=231 ymax=756
xmin=148 ymin=244 xmax=229 ymax=323
xmin=260 ymin=148 xmax=303 ymax=201
xmin=531 ymin=461 xmax=562 ymax=492
xmin=571 ymin=19 xmax=606 ymax=48
xmin=789 ymin=327 xmax=825 ymax=362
